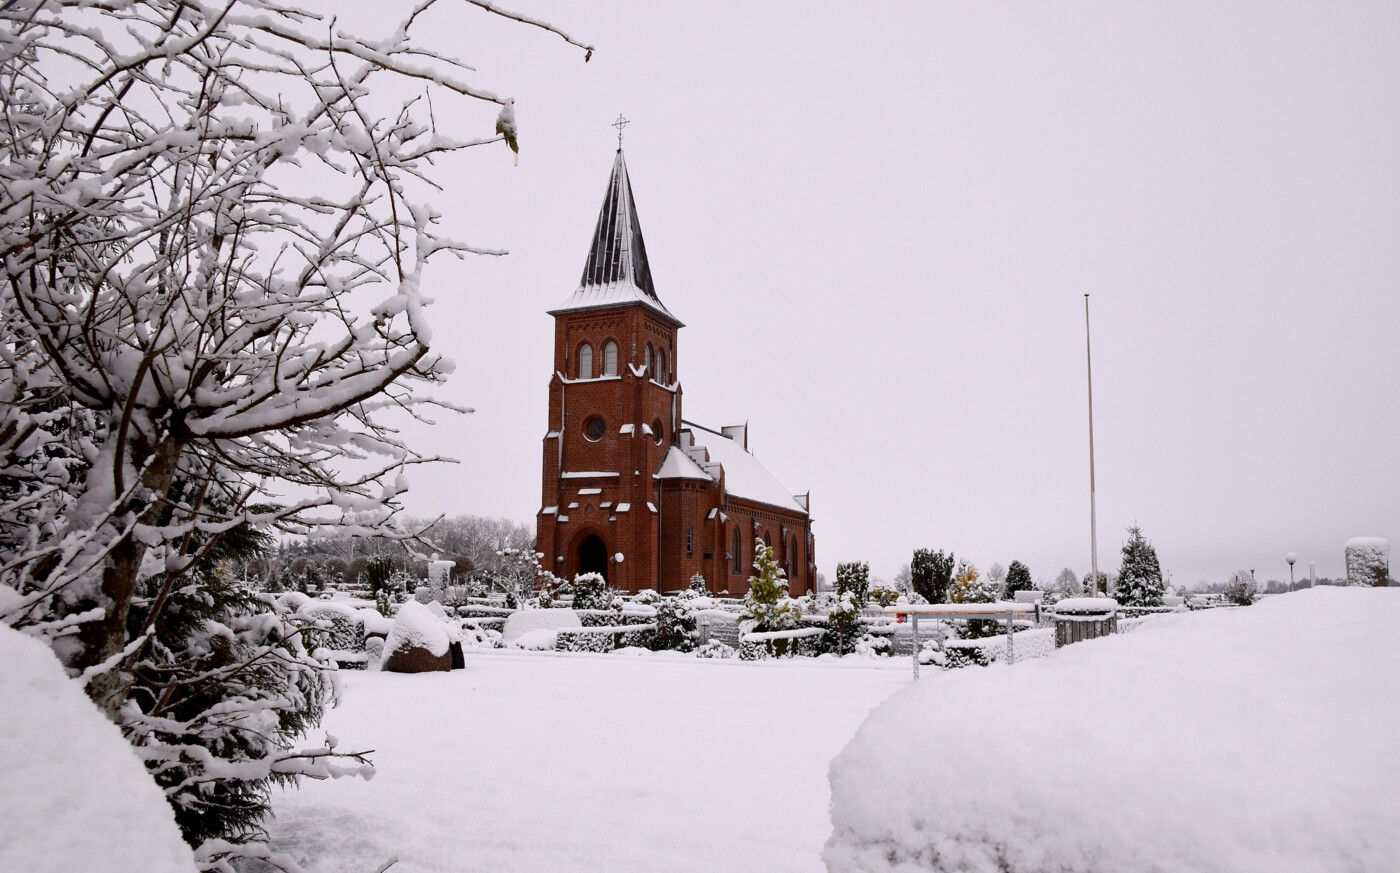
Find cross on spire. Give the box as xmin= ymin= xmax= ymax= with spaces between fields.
xmin=612 ymin=113 xmax=630 ymax=150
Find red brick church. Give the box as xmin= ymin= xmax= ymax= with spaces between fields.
xmin=536 ymin=149 xmax=815 ymax=596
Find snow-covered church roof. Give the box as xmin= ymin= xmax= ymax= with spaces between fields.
xmin=550 ymin=150 xmax=682 ymax=326
xmin=657 ymin=423 xmax=809 ymax=516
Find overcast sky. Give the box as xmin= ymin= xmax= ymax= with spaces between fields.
xmin=348 ymin=1 xmax=1398 ymax=587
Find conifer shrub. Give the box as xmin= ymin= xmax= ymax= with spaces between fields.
xmin=1117 ymin=526 xmax=1165 ymax=606
xmin=1004 ymin=560 xmax=1034 ymax=595
xmin=911 ymin=548 xmax=956 ymax=604
xmin=739 ymin=540 xmax=801 ymax=634
xmin=689 ymin=572 xmax=708 ymax=594
xmin=651 ymin=597 xmax=699 ymax=652
xmin=826 ymin=560 xmax=870 ymax=656
xmin=571 ymin=572 xmax=614 ymax=612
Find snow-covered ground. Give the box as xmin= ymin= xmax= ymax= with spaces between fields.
xmin=825 ymin=587 xmax=1400 ymax=872
xmin=265 ymin=650 xmax=910 ymax=872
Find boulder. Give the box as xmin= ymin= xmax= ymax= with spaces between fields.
xmin=381 ymin=600 xmax=452 ymax=674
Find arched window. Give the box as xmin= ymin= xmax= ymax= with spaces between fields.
xmin=577 ymin=343 xmax=593 ymax=379
xmin=645 ymin=343 xmax=653 ymax=376
xmin=602 ymin=341 xmax=618 ymax=376
xmin=658 ymin=350 xmax=667 ymax=383
xmin=732 ymin=527 xmax=741 ymax=575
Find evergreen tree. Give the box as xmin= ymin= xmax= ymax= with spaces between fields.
xmin=828 ymin=561 xmax=869 ymax=655
xmin=740 ymin=540 xmax=800 ymax=633
xmin=911 ymin=548 xmax=956 ymax=604
xmin=1005 ymin=560 xmax=1034 ymax=595
xmin=689 ymin=573 xmax=708 ymax=595
xmin=1116 ymin=526 xmax=1165 ymax=606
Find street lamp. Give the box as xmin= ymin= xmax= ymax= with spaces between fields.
xmin=1286 ymin=552 xmax=1297 ymax=590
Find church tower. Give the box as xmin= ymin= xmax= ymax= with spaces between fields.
xmin=536 ymin=150 xmax=683 ymax=592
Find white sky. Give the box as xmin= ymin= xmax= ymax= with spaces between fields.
xmin=345 ymin=1 xmax=1399 ymax=587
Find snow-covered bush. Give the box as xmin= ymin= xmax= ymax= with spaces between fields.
xmin=689 ymin=573 xmax=709 ymax=595
xmin=854 ymin=633 xmax=892 ymax=658
xmin=554 ymin=624 xmax=657 ymax=653
xmin=651 ymin=597 xmax=700 ymax=652
xmin=632 ymin=588 xmax=662 ymax=606
xmin=301 ymin=603 xmax=366 ymax=669
xmin=695 ymin=641 xmax=737 ymax=659
xmin=948 ymin=561 xmax=1000 ymax=638
xmin=571 ymin=573 xmax=614 ymax=612
xmin=740 ymin=540 xmax=801 ymax=633
xmin=1224 ymin=571 xmax=1257 ymax=606
xmin=739 ymin=627 xmax=825 ymax=660
xmin=1345 ymin=537 xmax=1390 ymax=587
xmin=826 ymin=561 xmax=870 ymax=656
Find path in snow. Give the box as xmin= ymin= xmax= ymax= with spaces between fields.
xmin=266 ymin=650 xmax=911 ymax=873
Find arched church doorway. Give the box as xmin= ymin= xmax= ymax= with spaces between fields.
xmin=577 ymin=534 xmax=609 ymax=582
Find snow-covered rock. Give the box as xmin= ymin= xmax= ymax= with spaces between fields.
xmin=502 ymin=607 xmax=582 ymax=648
xmin=382 ymin=600 xmax=452 ymax=673
xmin=0 ymin=625 xmax=198 ymax=873
xmin=824 ymin=587 xmax=1400 ymax=873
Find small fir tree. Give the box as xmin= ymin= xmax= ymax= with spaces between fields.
xmin=911 ymin=548 xmax=956 ymax=604
xmin=739 ymin=540 xmax=800 ymax=633
xmin=1224 ymin=570 xmax=1257 ymax=606
xmin=828 ymin=561 xmax=870 ymax=655
xmin=1116 ymin=526 xmax=1165 ymax=606
xmin=1004 ymin=560 xmax=1034 ymax=595
xmin=689 ymin=572 xmax=708 ymax=595
xmin=652 ymin=596 xmax=699 ymax=652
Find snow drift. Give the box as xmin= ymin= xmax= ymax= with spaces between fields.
xmin=0 ymin=625 xmax=197 ymax=873
xmin=824 ymin=587 xmax=1400 ymax=873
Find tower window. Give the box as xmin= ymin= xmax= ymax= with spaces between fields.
xmin=602 ymin=341 xmax=618 ymax=376
xmin=577 ymin=343 xmax=593 ymax=379
xmin=652 ymin=418 xmax=664 ymax=446
xmin=686 ymin=526 xmax=693 ymax=557
xmin=584 ymin=416 xmax=605 ymax=441
xmin=658 ymin=350 xmax=668 ymax=383
xmin=732 ymin=527 xmax=741 ymax=574
xmin=645 ymin=343 xmax=653 ymax=376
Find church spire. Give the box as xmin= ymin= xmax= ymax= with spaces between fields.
xmin=552 ymin=149 xmax=680 ymax=325
xmin=580 ymin=149 xmax=657 ymax=300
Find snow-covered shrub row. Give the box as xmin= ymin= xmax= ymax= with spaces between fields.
xmin=576 ymin=608 xmax=623 ymax=628
xmin=502 ymin=608 xmax=581 ymax=647
xmin=554 ymin=624 xmax=658 ymax=653
xmin=738 ymin=627 xmax=825 ymax=660
xmin=942 ymin=628 xmax=1055 ymax=669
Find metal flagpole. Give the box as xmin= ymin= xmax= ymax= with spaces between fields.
xmin=1085 ymin=294 xmax=1100 ymax=596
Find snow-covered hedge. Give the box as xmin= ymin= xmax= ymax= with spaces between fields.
xmin=739 ymin=627 xmax=825 ymax=660
xmin=300 ymin=602 xmax=366 ymax=669
xmin=1345 ymin=537 xmax=1390 ymax=587
xmin=502 ymin=608 xmax=582 ymax=647
xmin=943 ymin=628 xmax=1055 ymax=668
xmin=825 ymin=587 xmax=1400 ymax=872
xmin=554 ymin=624 xmax=658 ymax=653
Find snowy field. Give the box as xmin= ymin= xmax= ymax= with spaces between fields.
xmin=265 ymin=650 xmax=910 ymax=873
xmin=826 ymin=587 xmax=1400 ymax=873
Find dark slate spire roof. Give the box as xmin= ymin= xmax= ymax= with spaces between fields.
xmin=550 ymin=150 xmax=681 ymax=325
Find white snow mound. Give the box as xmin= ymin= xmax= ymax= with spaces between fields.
xmin=0 ymin=625 xmax=198 ymax=873
xmin=384 ymin=599 xmax=450 ymax=657
xmin=502 ymin=608 xmax=582 ymax=647
xmin=825 ymin=587 xmax=1400 ymax=873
